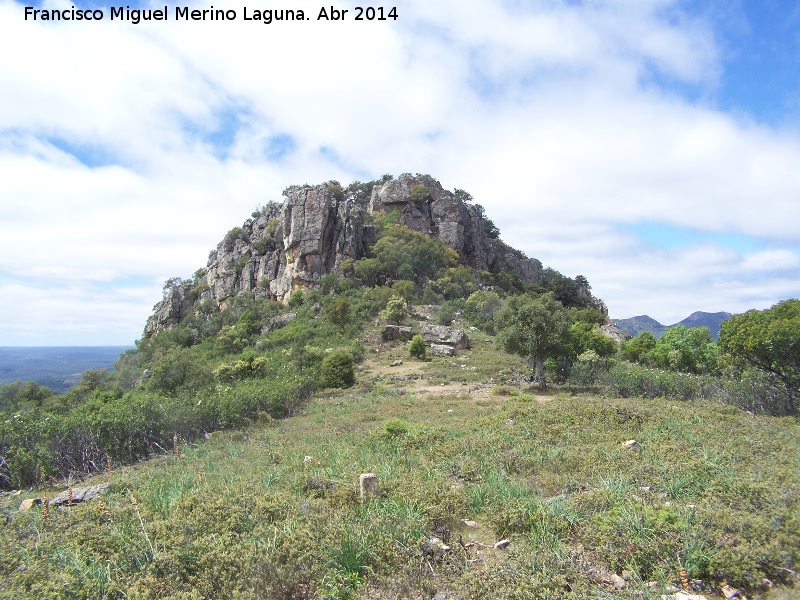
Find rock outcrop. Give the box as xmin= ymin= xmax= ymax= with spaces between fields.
xmin=420 ymin=324 xmax=471 ymax=350
xmin=145 ymin=174 xmax=604 ymax=336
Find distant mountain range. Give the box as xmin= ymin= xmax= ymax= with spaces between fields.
xmin=612 ymin=311 xmax=733 ymax=340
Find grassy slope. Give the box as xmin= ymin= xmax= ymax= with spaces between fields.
xmin=2 ymin=331 xmax=799 ymax=600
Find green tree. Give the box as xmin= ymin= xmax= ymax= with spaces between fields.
xmin=322 ymin=349 xmax=355 ymax=388
xmin=651 ymin=325 xmax=716 ymax=374
xmin=382 ymin=295 xmax=407 ymax=325
xmin=718 ymin=299 xmax=800 ymax=414
xmin=495 ymin=293 xmax=574 ymax=390
xmin=622 ymin=331 xmax=657 ymax=362
xmin=319 ymin=273 xmax=338 ymax=295
xmin=391 ymin=280 xmax=417 ymax=302
xmin=571 ymin=322 xmax=617 ymax=358
xmin=464 ymin=290 xmax=502 ymax=327
xmin=409 ymin=335 xmax=426 ymax=359
xmin=354 ymin=224 xmax=458 ymax=287
xmin=327 ymin=297 xmax=352 ymax=329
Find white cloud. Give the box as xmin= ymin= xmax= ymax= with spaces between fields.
xmin=1 ymin=0 xmax=799 ymax=344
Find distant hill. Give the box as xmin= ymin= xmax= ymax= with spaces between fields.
xmin=613 ymin=311 xmax=732 ymax=340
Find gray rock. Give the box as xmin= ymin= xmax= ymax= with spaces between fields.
xmin=50 ymin=484 xmax=109 ymax=507
xmin=267 ymin=312 xmax=297 ymax=331
xmin=421 ymin=324 xmax=471 ymax=349
xmin=599 ymin=324 xmax=632 ymax=342
xmin=430 ymin=344 xmax=457 ymax=357
xmin=382 ymin=325 xmax=413 ymax=341
xmin=609 ymin=574 xmax=626 ymax=590
xmin=389 ymin=360 xmax=403 ymax=367
xmin=359 ymin=473 xmax=379 ymax=501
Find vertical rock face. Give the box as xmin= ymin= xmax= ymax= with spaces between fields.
xmin=144 ymin=174 xmax=591 ymax=336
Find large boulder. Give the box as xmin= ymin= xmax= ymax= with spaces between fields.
xmin=421 ymin=324 xmax=471 ymax=349
xmin=382 ymin=325 xmax=413 ymax=341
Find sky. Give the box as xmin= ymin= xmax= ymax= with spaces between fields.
xmin=1 ymin=0 xmax=799 ymax=346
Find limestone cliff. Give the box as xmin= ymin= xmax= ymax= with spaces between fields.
xmin=145 ymin=174 xmax=598 ymax=336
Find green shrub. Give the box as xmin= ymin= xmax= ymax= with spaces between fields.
xmin=287 ymin=289 xmax=304 ymax=308
xmin=409 ymin=335 xmax=426 ymax=359
xmin=409 ymin=184 xmax=430 ymax=205
xmin=383 ymin=418 xmax=411 ymax=437
xmin=322 ymin=349 xmax=355 ymax=388
xmin=328 ymin=297 xmax=352 ymax=329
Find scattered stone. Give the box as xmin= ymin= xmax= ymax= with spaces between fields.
xmin=359 ymin=473 xmax=379 ymax=501
xmin=50 ymin=484 xmax=109 ymax=507
xmin=659 ymin=593 xmax=709 ymax=600
xmin=494 ymin=539 xmax=510 ymax=549
xmin=430 ymin=344 xmax=457 ymax=357
xmin=462 ymin=519 xmax=478 ymax=527
xmin=450 ymin=361 xmax=459 ymax=367
xmin=434 ymin=593 xmax=447 ymax=600
xmin=640 ymin=486 xmax=652 ymax=492
xmin=422 ymin=537 xmax=451 ymax=555
xmin=389 ymin=360 xmax=403 ymax=367
xmin=18 ymin=498 xmax=42 ymax=512
xmin=382 ymin=325 xmax=413 ymax=341
xmin=622 ymin=440 xmax=638 ymax=449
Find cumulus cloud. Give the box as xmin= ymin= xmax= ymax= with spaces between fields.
xmin=1 ymin=0 xmax=799 ymax=344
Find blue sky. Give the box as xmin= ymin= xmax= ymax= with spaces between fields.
xmin=1 ymin=0 xmax=800 ymax=345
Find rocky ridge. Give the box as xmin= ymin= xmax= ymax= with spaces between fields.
xmin=145 ymin=173 xmax=602 ymax=336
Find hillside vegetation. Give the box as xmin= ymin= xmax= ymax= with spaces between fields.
xmin=2 ymin=180 xmax=799 ymax=599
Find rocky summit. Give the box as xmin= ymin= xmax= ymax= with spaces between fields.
xmin=145 ymin=173 xmax=601 ymax=336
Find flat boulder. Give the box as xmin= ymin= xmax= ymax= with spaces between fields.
xmin=421 ymin=324 xmax=471 ymax=349
xmin=50 ymin=484 xmax=110 ymax=507
xmin=431 ymin=344 xmax=457 ymax=357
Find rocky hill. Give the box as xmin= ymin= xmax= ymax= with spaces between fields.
xmin=145 ymin=173 xmax=601 ymax=336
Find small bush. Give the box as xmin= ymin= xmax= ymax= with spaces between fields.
xmin=322 ymin=349 xmax=355 ymax=388
xmin=288 ymin=289 xmax=305 ymax=308
xmin=409 ymin=335 xmax=426 ymax=359
xmin=383 ymin=418 xmax=411 ymax=437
